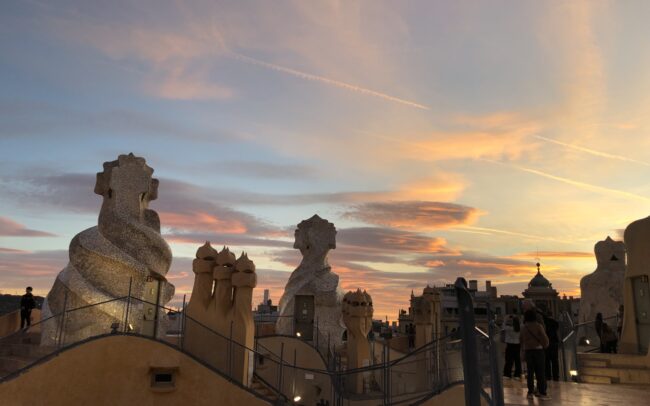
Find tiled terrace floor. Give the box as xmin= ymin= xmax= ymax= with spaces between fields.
xmin=503 ymin=377 xmax=650 ymax=405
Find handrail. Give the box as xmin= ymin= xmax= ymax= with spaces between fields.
xmin=0 ymin=296 xmax=128 ymax=342
xmin=1 ymin=292 xmax=463 ymax=405
xmin=1 ymin=293 xmax=455 ymax=375
xmin=474 ymin=326 xmax=489 ymax=339
xmin=570 ymin=315 xmax=617 ymax=330
xmin=561 ymin=330 xmax=575 ymax=344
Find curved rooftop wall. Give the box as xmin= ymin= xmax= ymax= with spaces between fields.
xmin=0 ymin=335 xmax=270 ymax=406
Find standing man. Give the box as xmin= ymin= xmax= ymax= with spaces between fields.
xmin=20 ymin=286 xmax=36 ymax=329
xmin=543 ymin=312 xmax=560 ymax=382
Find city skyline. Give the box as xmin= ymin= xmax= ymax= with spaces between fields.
xmin=3 ymin=1 xmax=650 ymax=318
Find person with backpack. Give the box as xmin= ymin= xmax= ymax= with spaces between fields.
xmin=521 ymin=309 xmax=550 ymax=400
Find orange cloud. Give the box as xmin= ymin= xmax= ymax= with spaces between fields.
xmin=369 ymin=112 xmax=541 ymax=163
xmin=511 ymin=251 xmax=593 ymax=259
xmin=456 ymin=260 xmax=540 ymax=277
xmin=344 ymin=201 xmax=481 ymax=231
xmin=539 ymin=2 xmax=606 ymax=136
xmin=159 ymin=211 xmax=248 ymax=234
xmin=396 ymin=174 xmax=467 ymax=202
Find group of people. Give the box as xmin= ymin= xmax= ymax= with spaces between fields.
xmin=502 ymin=300 xmax=560 ymax=401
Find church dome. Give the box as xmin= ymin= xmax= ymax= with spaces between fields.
xmin=529 ymin=263 xmax=551 ymax=288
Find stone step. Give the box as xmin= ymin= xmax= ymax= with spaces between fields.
xmin=250 ymin=377 xmax=278 ymax=401
xmin=579 ymin=374 xmax=612 ymax=384
xmin=578 ymin=353 xmax=648 ymax=369
xmin=580 ymin=359 xmax=609 ymax=368
xmin=579 ymin=366 xmax=650 ymax=384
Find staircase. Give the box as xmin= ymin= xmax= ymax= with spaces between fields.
xmin=250 ymin=374 xmax=281 ymax=403
xmin=0 ymin=330 xmax=55 ymax=379
xmin=578 ymin=353 xmax=650 ymax=384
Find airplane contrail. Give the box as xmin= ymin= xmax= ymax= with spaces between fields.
xmin=534 ymin=135 xmax=650 ymax=167
xmin=226 ymin=51 xmax=430 ymax=110
xmin=484 ymin=159 xmax=650 ymax=203
xmin=453 ymin=226 xmax=574 ymax=243
xmin=207 ymin=25 xmax=430 ymax=111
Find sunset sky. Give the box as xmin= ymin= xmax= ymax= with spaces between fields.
xmin=2 ymin=1 xmax=650 ymax=319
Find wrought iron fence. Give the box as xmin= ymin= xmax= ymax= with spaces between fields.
xmin=559 ymin=312 xmax=620 ymax=382
xmin=2 ymin=279 xmax=509 ymax=405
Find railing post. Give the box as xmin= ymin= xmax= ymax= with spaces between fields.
xmin=328 ymin=332 xmax=331 ymax=368
xmin=180 ymin=294 xmax=186 ymax=350
xmin=381 ymin=339 xmax=388 ymax=405
xmin=229 ymin=320 xmax=234 ymax=378
xmin=564 ymin=313 xmax=579 ymax=381
xmin=292 ymin=348 xmax=297 ymax=400
xmin=124 ymin=277 xmax=132 ymax=333
xmin=454 ymin=277 xmax=481 ymax=406
xmin=487 ymin=303 xmax=504 ymax=406
xmin=279 ymin=342 xmax=285 ymax=391
xmin=58 ymin=290 xmax=68 ymax=349
xmin=387 ymin=336 xmax=391 ymax=405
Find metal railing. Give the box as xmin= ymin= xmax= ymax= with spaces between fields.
xmin=454 ymin=277 xmax=504 ymax=406
xmin=558 ymin=312 xmax=620 ymax=381
xmin=2 ymin=281 xmax=507 ymax=405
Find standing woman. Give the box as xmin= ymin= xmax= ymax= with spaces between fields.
xmin=521 ymin=309 xmax=550 ymax=400
xmin=503 ymin=315 xmax=522 ymax=379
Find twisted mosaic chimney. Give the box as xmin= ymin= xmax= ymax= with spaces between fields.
xmin=41 ymin=154 xmax=174 ymax=345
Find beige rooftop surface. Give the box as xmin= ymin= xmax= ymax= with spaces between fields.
xmin=503 ymin=378 xmax=650 ymax=406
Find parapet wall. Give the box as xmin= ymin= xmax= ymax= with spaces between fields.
xmin=0 ymin=335 xmax=270 ymax=406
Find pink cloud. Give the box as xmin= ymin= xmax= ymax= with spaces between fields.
xmin=0 ymin=216 xmax=56 ymax=237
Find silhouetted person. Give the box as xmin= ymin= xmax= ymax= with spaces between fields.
xmin=20 ymin=286 xmax=36 ymax=329
xmin=594 ymin=312 xmax=617 ymax=353
xmin=503 ymin=315 xmax=522 ymax=379
xmin=407 ymin=324 xmax=416 ymax=349
xmin=594 ymin=312 xmax=618 ymax=354
xmin=521 ymin=309 xmax=550 ymax=400
xmin=595 ymin=313 xmax=604 ymax=351
xmin=543 ymin=312 xmax=560 ymax=381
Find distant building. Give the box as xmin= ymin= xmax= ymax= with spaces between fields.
xmin=398 ymin=264 xmax=581 ymax=337
xmin=522 ymin=262 xmax=579 ymax=319
xmin=253 ymin=289 xmax=279 ymax=332
xmin=399 ymin=280 xmax=503 ymax=336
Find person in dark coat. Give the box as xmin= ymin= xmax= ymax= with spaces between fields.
xmin=20 ymin=286 xmax=36 ymax=329
xmin=521 ymin=309 xmax=550 ymax=400
xmin=543 ymin=313 xmax=560 ymax=381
